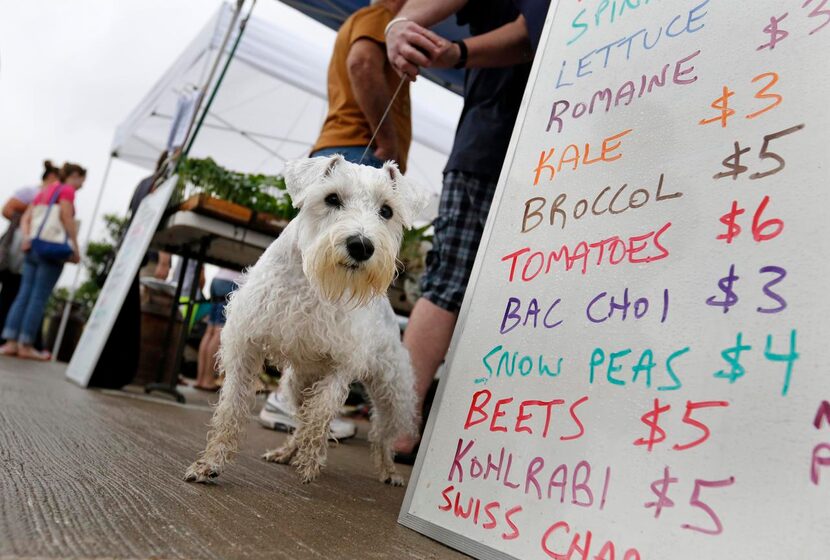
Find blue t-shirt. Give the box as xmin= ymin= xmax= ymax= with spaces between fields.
xmin=444 ymin=0 xmax=550 ymax=178
xmin=515 ymin=0 xmax=549 ymax=51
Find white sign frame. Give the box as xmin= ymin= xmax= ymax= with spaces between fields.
xmin=400 ymin=1 xmax=829 ymax=558
xmin=66 ymin=176 xmax=177 ymax=387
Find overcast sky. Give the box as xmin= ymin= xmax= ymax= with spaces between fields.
xmin=0 ymin=0 xmax=328 ymax=285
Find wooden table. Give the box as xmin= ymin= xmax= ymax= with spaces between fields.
xmin=151 ymin=210 xmax=276 ymax=270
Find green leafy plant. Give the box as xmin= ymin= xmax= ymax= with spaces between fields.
xmin=177 ymin=157 xmax=298 ymax=221
xmin=394 ymin=222 xmax=433 ymax=307
xmin=398 ymin=222 xmax=433 ymax=277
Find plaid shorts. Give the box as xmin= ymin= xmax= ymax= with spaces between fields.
xmin=420 ymin=171 xmax=498 ymax=313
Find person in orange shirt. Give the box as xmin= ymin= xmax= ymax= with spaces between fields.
xmin=309 ymin=0 xmax=411 ymax=172
xmin=260 ymin=0 xmax=411 ymax=439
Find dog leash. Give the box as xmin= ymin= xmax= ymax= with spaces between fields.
xmin=359 ymin=75 xmax=408 ymax=165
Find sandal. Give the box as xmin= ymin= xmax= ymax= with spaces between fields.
xmin=17 ymin=347 xmax=50 ymax=361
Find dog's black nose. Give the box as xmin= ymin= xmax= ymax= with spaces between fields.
xmin=346 ymin=235 xmax=374 ymax=262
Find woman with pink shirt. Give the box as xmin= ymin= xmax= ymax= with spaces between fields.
xmin=0 ymin=162 xmax=85 ymax=360
xmin=0 ymin=160 xmax=60 ymax=335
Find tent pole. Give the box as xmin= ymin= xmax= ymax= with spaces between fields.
xmin=176 ymin=0 xmax=246 ymax=165
xmin=181 ymin=0 xmax=258 ymax=161
xmin=51 ymin=152 xmax=115 ymax=361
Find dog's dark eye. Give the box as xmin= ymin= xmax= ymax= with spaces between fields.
xmin=379 ymin=204 xmax=394 ymax=220
xmin=325 ymin=193 xmax=342 ymax=208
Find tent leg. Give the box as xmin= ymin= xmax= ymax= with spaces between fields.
xmin=51 ymin=154 xmax=115 ymax=361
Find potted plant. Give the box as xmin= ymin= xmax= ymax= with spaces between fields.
xmin=176 ymin=157 xmax=297 ymax=235
xmin=389 ymin=222 xmax=433 ymax=316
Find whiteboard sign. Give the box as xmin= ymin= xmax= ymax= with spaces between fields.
xmin=66 ymin=177 xmax=176 ymax=387
xmin=400 ymin=1 xmax=829 ymax=558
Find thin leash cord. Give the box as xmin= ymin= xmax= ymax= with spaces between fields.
xmin=359 ymin=75 xmax=407 ymax=165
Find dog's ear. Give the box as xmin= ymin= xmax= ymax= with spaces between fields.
xmin=383 ymin=162 xmax=430 ymax=228
xmin=283 ymin=155 xmax=344 ymax=209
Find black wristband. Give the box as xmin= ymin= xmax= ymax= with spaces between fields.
xmin=453 ymin=40 xmax=468 ymax=69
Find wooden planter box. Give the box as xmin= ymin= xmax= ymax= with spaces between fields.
xmin=178 ymin=194 xmax=252 ymax=223
xmin=177 ymin=194 xmax=290 ymax=236
xmin=252 ymin=211 xmax=290 ymax=235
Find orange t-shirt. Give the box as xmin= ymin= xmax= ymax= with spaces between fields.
xmin=312 ymin=4 xmax=411 ymax=173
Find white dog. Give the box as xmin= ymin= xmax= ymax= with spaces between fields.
xmin=185 ymin=155 xmax=428 ymax=486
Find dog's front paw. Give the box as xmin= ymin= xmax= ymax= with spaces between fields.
xmin=184 ymin=460 xmax=221 ymax=483
xmin=262 ymin=444 xmax=296 ymax=464
xmin=383 ymin=473 xmax=406 ymax=487
xmin=291 ymin=452 xmax=322 ymax=484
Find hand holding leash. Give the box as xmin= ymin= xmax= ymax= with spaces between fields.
xmin=385 ymin=19 xmax=447 ymax=81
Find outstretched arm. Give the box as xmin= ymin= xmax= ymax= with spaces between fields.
xmin=437 ymin=14 xmax=533 ymax=69
xmin=385 ymin=0 xmax=466 ymax=79
xmin=59 ymin=200 xmax=81 ymax=263
xmin=347 ymin=39 xmax=398 ymax=162
xmin=387 ymin=1 xmax=533 ymax=78
xmin=156 ymin=251 xmax=171 ymax=280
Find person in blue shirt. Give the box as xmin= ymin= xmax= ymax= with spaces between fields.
xmin=385 ymin=0 xmax=550 ymax=460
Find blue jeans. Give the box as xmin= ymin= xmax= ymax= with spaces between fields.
xmin=310 ymin=146 xmax=384 ymax=168
xmin=2 ymin=252 xmax=63 ymax=345
xmin=208 ymin=278 xmax=238 ymax=326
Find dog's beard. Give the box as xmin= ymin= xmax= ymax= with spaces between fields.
xmin=302 ymin=232 xmax=397 ymax=306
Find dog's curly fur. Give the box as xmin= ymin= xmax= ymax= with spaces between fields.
xmin=184 ymin=155 xmax=429 ymax=485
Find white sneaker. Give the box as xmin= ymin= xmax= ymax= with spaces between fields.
xmin=259 ymin=389 xmax=357 ymax=441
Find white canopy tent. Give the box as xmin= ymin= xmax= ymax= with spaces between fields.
xmin=54 ymin=1 xmax=464 ymax=359
xmin=111 ymin=2 xmax=463 ymax=215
